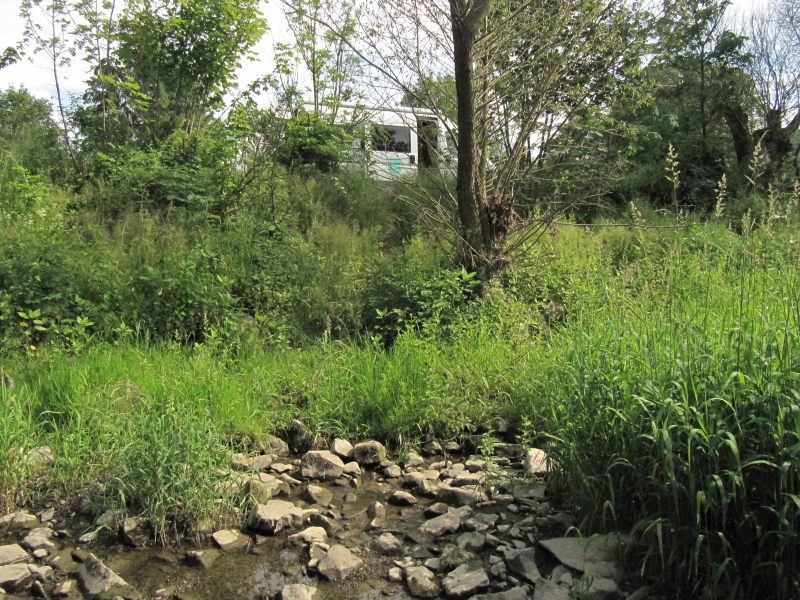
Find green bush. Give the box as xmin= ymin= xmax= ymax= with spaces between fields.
xmin=361 ymin=237 xmax=480 ymax=344
xmin=277 ymin=110 xmax=351 ymax=173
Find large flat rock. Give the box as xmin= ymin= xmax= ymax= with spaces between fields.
xmin=247 ymin=500 xmax=304 ymax=534
xmin=0 ymin=544 xmax=30 ymax=567
xmin=317 ymin=545 xmax=363 ymax=581
xmin=539 ymin=533 xmax=630 ymax=579
xmin=78 ymin=553 xmax=141 ymax=599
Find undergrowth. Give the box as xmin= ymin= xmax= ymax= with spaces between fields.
xmin=1 ymin=218 xmax=799 ymax=598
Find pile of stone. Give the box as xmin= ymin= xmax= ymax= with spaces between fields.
xmin=0 ymin=435 xmax=651 ymax=600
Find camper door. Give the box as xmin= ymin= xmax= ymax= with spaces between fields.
xmin=370 ymin=123 xmax=416 ymax=178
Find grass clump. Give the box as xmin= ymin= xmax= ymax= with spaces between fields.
xmin=542 ymin=229 xmax=800 ymax=599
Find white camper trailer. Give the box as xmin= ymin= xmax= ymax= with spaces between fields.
xmin=314 ymin=104 xmax=455 ymax=179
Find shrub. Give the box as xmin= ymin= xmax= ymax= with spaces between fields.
xmin=361 ymin=237 xmax=480 ymax=344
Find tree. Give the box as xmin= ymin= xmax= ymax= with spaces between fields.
xmin=90 ymin=0 xmax=267 ymax=147
xmin=278 ymin=0 xmax=363 ymax=118
xmin=652 ymin=0 xmax=747 ymax=204
xmin=737 ymin=4 xmax=800 ymax=183
xmin=21 ymin=0 xmax=80 ymax=171
xmin=0 ymin=48 xmax=21 ymax=70
xmin=68 ymin=0 xmax=268 ymax=213
xmin=307 ymin=0 xmax=639 ymax=279
xmin=0 ymin=87 xmax=66 ymax=179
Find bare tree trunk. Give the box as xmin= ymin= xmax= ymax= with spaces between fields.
xmin=450 ymin=0 xmax=493 ymax=279
xmin=759 ymin=109 xmax=800 ymax=183
xmin=723 ymin=104 xmax=753 ymax=168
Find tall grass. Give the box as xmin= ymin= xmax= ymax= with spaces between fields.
xmin=1 ymin=219 xmax=798 ymax=596
xmin=542 ymin=226 xmax=800 ymax=599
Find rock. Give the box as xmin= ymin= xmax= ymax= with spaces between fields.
xmin=288 ymin=526 xmax=328 ymax=546
xmin=265 ymin=434 xmax=290 ymax=456
xmin=304 ymin=484 xmax=333 ymax=507
xmin=316 ymin=544 xmax=363 ymax=581
xmin=352 ymin=441 xmax=387 ymax=466
xmin=367 ymin=502 xmax=385 ymax=529
xmin=373 ymin=533 xmax=403 ymax=556
xmin=524 ymin=448 xmax=549 ymax=476
xmin=301 ymin=451 xmax=345 ymax=480
xmin=405 ymin=566 xmax=440 ymax=598
xmin=78 ymin=554 xmax=140 ymax=599
xmin=387 ymin=566 xmax=404 ymax=582
xmin=0 ymin=564 xmax=33 ymax=592
xmin=53 ymin=579 xmax=79 ymax=598
xmin=211 ymin=529 xmax=250 ymax=552
xmin=46 ymin=550 xmax=81 ymax=575
xmin=472 ymin=588 xmax=529 ymax=600
xmin=389 ymin=490 xmax=417 ymax=506
xmin=439 ymin=545 xmax=475 ymax=571
xmin=441 ymin=562 xmax=489 ymax=597
xmin=247 ymin=500 xmax=304 ymax=535
xmin=538 ymin=534 xmax=630 ymax=579
xmin=436 ymin=485 xmax=487 ymax=506
xmin=343 ymin=462 xmax=362 ymax=476
xmin=402 ymin=473 xmax=435 ymax=496
xmin=32 ymin=549 xmax=48 ymax=560
xmin=281 ymin=583 xmax=317 ymax=600
xmin=285 ymin=419 xmax=312 ymax=452
xmin=120 ymin=518 xmax=150 ymax=547
xmin=423 ymin=502 xmax=449 ymax=517
xmin=456 ymin=532 xmax=485 ymax=551
xmin=21 ymin=529 xmax=55 ymax=552
xmin=246 ymin=473 xmax=289 ymax=503
xmin=404 ymin=452 xmax=425 ymax=468
xmin=532 ymin=580 xmax=571 ymax=600
xmin=331 ymin=439 xmax=354 ymax=459
xmin=184 ymin=549 xmax=220 ymax=569
xmin=384 ymin=464 xmax=403 ymax=478
xmin=452 ymin=472 xmax=484 ymax=487
xmin=270 ymin=462 xmax=294 ymax=474
xmin=24 ymin=446 xmax=54 ymax=468
xmin=504 ymin=547 xmax=541 ymax=584
xmin=576 ymin=576 xmax=620 ymax=600
xmin=0 ymin=512 xmax=38 ymax=531
xmin=419 ymin=511 xmax=462 ymax=537
xmin=0 ymin=545 xmax=29 ymax=567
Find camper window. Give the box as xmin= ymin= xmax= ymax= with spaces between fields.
xmin=372 ymin=125 xmax=411 ymax=153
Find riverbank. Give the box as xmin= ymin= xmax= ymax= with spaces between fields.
xmin=2 ymin=221 xmax=800 ymax=598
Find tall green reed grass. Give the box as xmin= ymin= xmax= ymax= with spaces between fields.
xmin=543 ymin=227 xmax=800 ymax=599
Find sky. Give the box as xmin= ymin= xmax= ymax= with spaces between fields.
xmin=0 ymin=0 xmax=771 ymax=106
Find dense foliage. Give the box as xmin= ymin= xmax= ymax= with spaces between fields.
xmin=2 ymin=0 xmax=800 ymax=597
